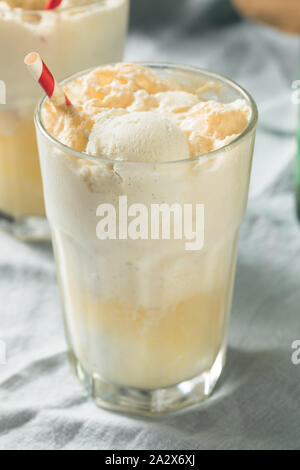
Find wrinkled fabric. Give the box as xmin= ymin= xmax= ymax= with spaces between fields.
xmin=0 ymin=2 xmax=300 ymax=450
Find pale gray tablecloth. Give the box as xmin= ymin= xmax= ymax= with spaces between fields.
xmin=1 ymin=3 xmax=300 ymax=450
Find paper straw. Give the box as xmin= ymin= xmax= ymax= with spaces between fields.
xmin=45 ymin=0 xmax=63 ymax=10
xmin=24 ymin=52 xmax=71 ymax=106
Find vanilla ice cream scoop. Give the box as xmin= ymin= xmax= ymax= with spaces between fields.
xmin=86 ymin=111 xmax=190 ymax=162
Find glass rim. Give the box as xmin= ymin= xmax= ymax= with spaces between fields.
xmin=0 ymin=0 xmax=106 ymax=15
xmin=34 ymin=61 xmax=258 ymax=167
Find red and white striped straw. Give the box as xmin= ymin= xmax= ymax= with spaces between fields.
xmin=24 ymin=52 xmax=71 ymax=106
xmin=45 ymin=0 xmax=63 ymax=10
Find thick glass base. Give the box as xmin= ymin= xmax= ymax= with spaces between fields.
xmin=0 ymin=211 xmax=51 ymax=242
xmin=68 ymin=346 xmax=226 ymax=416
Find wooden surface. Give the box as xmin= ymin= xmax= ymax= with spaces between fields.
xmin=232 ymin=0 xmax=300 ymax=34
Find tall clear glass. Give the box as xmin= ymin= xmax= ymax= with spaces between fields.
xmin=0 ymin=0 xmax=129 ymax=240
xmin=34 ymin=63 xmax=258 ymax=415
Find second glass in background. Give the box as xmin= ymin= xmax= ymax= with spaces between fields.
xmin=0 ymin=0 xmax=129 ymax=240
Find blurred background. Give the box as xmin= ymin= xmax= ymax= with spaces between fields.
xmin=128 ymin=0 xmax=299 ymax=197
